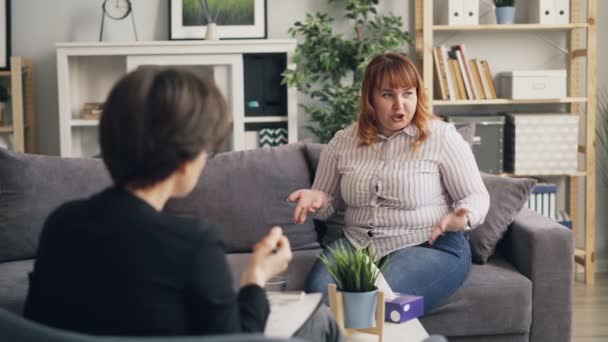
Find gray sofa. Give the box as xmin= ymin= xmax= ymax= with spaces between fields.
xmin=0 ymin=144 xmax=573 ymax=342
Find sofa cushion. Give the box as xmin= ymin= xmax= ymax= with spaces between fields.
xmin=0 ymin=149 xmax=111 ymax=262
xmin=165 ymin=144 xmax=320 ymax=253
xmin=468 ymin=174 xmax=536 ymax=263
xmin=0 ymin=259 xmax=34 ymax=314
xmin=420 ymin=256 xmax=532 ymax=337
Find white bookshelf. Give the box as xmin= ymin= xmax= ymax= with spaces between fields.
xmin=56 ymin=40 xmax=299 ymax=157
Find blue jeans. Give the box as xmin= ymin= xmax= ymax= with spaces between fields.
xmin=304 ymin=232 xmax=471 ymax=314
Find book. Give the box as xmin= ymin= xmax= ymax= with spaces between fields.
xmin=447 ymin=54 xmax=466 ymax=100
xmin=439 ymin=45 xmax=457 ymax=100
xmin=470 ymin=59 xmax=486 ymax=100
xmin=451 ymin=45 xmax=477 ymax=99
xmin=476 ymin=59 xmax=493 ymax=99
xmin=480 ymin=60 xmax=497 ymax=98
xmin=453 ymin=49 xmax=474 ymax=100
xmin=433 ymin=47 xmax=448 ymax=100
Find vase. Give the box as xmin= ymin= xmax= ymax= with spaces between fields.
xmin=496 ymin=6 xmax=516 ymax=25
xmin=341 ymin=289 xmax=378 ymax=329
xmin=205 ymin=23 xmax=219 ymax=40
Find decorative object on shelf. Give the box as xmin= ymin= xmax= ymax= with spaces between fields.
xmin=494 ymin=0 xmax=516 ymax=24
xmin=258 ymin=128 xmax=287 ymax=147
xmin=530 ymin=0 xmax=570 ymax=24
xmin=170 ymin=0 xmax=266 ymax=40
xmin=597 ymin=88 xmax=608 ymax=187
xmin=0 ymin=0 xmax=10 ymax=70
xmin=0 ymin=83 xmax=9 ymax=125
xmin=201 ymin=0 xmax=220 ymax=40
xmin=79 ymin=102 xmax=103 ymax=120
xmin=283 ymin=0 xmax=413 ymax=143
xmin=498 ymin=69 xmax=566 ymax=100
xmin=437 ymin=0 xmax=479 ymax=25
xmin=320 ymin=244 xmax=387 ymax=329
xmin=99 ymin=0 xmax=138 ymax=41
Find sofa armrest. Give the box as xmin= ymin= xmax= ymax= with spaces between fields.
xmin=502 ymin=207 xmax=573 ymax=342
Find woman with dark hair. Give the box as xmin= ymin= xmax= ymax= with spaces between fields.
xmin=24 ymin=67 xmax=342 ymax=341
xmin=289 ymin=52 xmax=490 ymax=313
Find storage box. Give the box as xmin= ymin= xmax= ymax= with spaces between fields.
xmin=385 ymin=294 xmax=424 ymax=323
xmin=530 ymin=0 xmax=570 ymax=24
xmin=498 ymin=70 xmax=566 ymax=99
xmin=436 ymin=0 xmax=479 ymax=25
xmin=447 ymin=115 xmax=505 ymax=174
xmin=504 ymin=113 xmax=578 ymax=175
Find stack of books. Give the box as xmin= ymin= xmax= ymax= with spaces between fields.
xmin=433 ymin=44 xmax=497 ymax=101
xmin=525 ymin=183 xmax=572 ymax=229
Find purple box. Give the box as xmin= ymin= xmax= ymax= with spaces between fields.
xmin=384 ymin=294 xmax=424 ymax=323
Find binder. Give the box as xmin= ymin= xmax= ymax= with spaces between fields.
xmin=438 ymin=0 xmax=465 ymax=25
xmin=553 ymin=0 xmax=570 ymax=24
xmin=462 ymin=0 xmax=479 ymax=25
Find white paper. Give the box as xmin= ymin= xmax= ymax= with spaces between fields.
xmin=264 ymin=292 xmax=322 ymax=338
xmin=373 ymin=263 xmax=398 ymax=300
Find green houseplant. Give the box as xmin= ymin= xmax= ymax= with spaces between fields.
xmin=283 ymin=0 xmax=413 ymax=143
xmin=494 ymin=0 xmax=516 ymax=24
xmin=320 ymin=244 xmax=388 ymax=328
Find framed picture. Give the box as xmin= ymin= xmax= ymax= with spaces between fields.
xmin=170 ymin=0 xmax=266 ymax=40
xmin=0 ymin=0 xmax=10 ymax=70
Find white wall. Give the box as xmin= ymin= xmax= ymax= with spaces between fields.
xmin=10 ymin=0 xmax=607 ymax=269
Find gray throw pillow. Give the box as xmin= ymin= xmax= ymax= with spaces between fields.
xmin=164 ymin=144 xmax=320 ymax=253
xmin=0 ymin=149 xmax=111 ymax=262
xmin=469 ymin=173 xmax=537 ymax=263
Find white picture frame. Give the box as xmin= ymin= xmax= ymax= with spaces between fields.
xmin=170 ymin=0 xmax=266 ymax=40
xmin=0 ymin=0 xmax=9 ymax=70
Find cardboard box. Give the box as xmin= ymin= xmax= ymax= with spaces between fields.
xmin=498 ymin=70 xmax=566 ymax=100
xmin=385 ymin=294 xmax=424 ymax=323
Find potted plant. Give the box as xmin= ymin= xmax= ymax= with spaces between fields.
xmin=494 ymin=0 xmax=516 ymax=24
xmin=283 ymin=0 xmax=413 ymax=143
xmin=320 ymin=244 xmax=388 ymax=329
xmin=0 ymin=84 xmax=9 ymax=125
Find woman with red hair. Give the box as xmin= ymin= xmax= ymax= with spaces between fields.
xmin=289 ymin=52 xmax=489 ymax=313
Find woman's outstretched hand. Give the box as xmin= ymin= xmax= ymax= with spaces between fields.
xmin=241 ymin=226 xmax=292 ymax=288
xmin=428 ymin=207 xmax=470 ymax=245
xmin=287 ymin=189 xmax=326 ymax=224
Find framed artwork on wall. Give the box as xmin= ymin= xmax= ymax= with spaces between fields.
xmin=0 ymin=0 xmax=10 ymax=70
xmin=170 ymin=0 xmax=266 ymax=40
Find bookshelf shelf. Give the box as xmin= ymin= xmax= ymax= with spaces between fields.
xmin=243 ymin=116 xmax=288 ymax=123
xmin=433 ymin=23 xmax=588 ymax=31
xmin=416 ymin=0 xmax=597 ymax=285
xmin=434 ymin=97 xmax=587 ymax=106
xmin=0 ymin=125 xmax=13 ymax=133
xmin=70 ymin=119 xmax=99 ymax=127
xmin=498 ymin=171 xmax=587 ymax=178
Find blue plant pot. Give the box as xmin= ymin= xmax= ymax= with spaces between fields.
xmin=342 ymin=289 xmax=378 ymax=329
xmin=496 ymin=7 xmax=516 ymax=25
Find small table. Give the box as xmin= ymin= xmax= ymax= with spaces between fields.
xmin=347 ymin=319 xmax=429 ymax=342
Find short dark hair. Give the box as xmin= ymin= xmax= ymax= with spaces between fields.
xmin=99 ymin=66 xmax=231 ymax=189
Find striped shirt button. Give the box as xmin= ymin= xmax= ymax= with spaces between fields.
xmin=367 ymin=230 xmax=374 ymax=237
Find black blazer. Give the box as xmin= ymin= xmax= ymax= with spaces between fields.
xmin=24 ymin=187 xmax=269 ymax=336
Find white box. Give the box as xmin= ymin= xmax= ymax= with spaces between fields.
xmin=498 ymin=70 xmax=566 ymax=99
xmin=530 ymin=0 xmax=569 ymax=24
xmin=437 ymin=0 xmax=478 ymax=25
xmin=505 ymin=113 xmax=579 ymax=175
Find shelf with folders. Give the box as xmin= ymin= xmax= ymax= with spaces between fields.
xmin=415 ymin=0 xmax=597 ymax=284
xmin=0 ymin=57 xmax=36 ymax=153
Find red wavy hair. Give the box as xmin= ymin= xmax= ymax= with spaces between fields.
xmin=357 ymin=52 xmax=437 ymax=149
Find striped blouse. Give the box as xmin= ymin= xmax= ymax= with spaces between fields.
xmin=312 ymin=119 xmax=490 ymax=258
